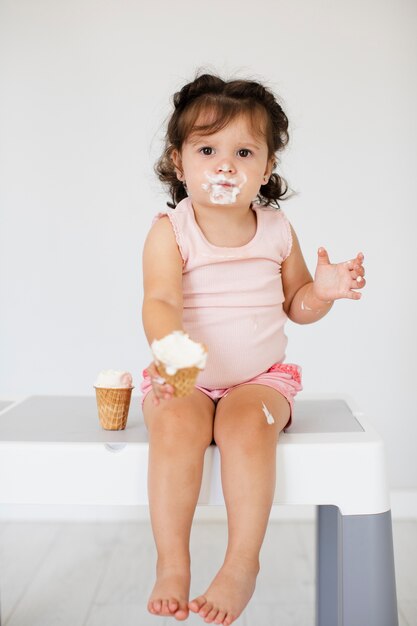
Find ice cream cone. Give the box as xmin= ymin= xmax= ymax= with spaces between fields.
xmin=154 ymin=362 xmax=201 ymax=397
xmin=94 ymin=386 xmax=134 ymax=430
xmin=151 ymin=331 xmax=208 ymax=398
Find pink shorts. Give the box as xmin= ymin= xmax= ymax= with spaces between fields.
xmin=139 ymin=362 xmax=302 ymax=432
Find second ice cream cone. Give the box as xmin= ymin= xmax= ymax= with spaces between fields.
xmin=94 ymin=386 xmax=134 ymax=430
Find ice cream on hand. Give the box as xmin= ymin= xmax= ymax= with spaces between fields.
xmin=151 ymin=330 xmax=207 ymax=397
xmin=94 ymin=369 xmax=134 ymax=430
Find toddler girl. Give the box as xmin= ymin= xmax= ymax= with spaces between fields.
xmin=140 ymin=71 xmax=366 ymax=625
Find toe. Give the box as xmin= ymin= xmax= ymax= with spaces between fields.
xmin=224 ymin=613 xmax=235 ymax=625
xmin=169 ymin=597 xmax=179 ymax=612
xmin=189 ymin=595 xmax=207 ymax=612
xmin=214 ymin=610 xmax=227 ymax=624
xmin=199 ymin=602 xmax=213 ymax=618
xmin=152 ymin=599 xmax=162 ymax=613
xmin=162 ymin=599 xmax=171 ymax=615
xmin=205 ymin=607 xmax=219 ymax=622
xmin=174 ymin=602 xmax=189 ymax=621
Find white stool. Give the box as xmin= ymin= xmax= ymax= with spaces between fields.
xmin=0 ymin=394 xmax=398 ymax=626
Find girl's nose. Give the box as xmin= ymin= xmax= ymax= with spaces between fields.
xmin=216 ymin=162 xmax=235 ymax=174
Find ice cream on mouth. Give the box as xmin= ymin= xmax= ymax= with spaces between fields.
xmin=94 ymin=369 xmax=133 ymax=388
xmin=151 ymin=330 xmax=207 ymax=376
xmin=202 ymin=171 xmax=247 ymax=204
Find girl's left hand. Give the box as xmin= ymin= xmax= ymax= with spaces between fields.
xmin=313 ymin=248 xmax=366 ymax=302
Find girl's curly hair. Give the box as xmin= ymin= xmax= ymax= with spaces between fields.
xmin=155 ymin=71 xmax=294 ymax=209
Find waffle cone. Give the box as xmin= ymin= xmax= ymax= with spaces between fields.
xmin=155 ymin=362 xmax=202 ymax=397
xmin=94 ymin=386 xmax=134 ymax=430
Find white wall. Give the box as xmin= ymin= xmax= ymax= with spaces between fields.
xmin=0 ymin=0 xmax=416 ymax=490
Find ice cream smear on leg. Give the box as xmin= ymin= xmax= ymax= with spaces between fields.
xmin=94 ymin=370 xmax=133 ymax=388
xmin=151 ymin=330 xmax=207 ymax=376
xmin=201 ymin=170 xmax=247 ymax=204
xmin=261 ymin=401 xmax=275 ymax=425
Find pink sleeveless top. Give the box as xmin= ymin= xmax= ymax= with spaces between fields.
xmin=151 ymin=196 xmax=293 ymax=389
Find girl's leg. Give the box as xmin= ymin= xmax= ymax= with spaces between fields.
xmin=143 ymin=388 xmax=216 ymax=620
xmin=189 ymin=384 xmax=290 ymax=626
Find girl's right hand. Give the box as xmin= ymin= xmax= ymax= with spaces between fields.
xmin=146 ymin=361 xmax=175 ymax=406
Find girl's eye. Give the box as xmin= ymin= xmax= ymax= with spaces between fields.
xmin=199 ymin=147 xmax=252 ymax=157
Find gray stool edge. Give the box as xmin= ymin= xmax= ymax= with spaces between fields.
xmin=316 ymin=505 xmax=398 ymax=626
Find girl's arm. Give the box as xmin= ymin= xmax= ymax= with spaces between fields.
xmin=142 ymin=216 xmax=184 ymax=343
xmin=282 ymin=224 xmax=365 ymax=325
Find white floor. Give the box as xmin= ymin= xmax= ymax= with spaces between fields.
xmin=0 ymin=519 xmax=415 ymax=626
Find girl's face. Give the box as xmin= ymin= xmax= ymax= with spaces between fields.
xmin=171 ymin=113 xmax=275 ymax=210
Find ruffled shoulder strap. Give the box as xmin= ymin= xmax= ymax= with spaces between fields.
xmin=151 ymin=199 xmax=191 ymax=266
xmin=277 ymin=209 xmax=293 ymax=261
xmin=254 ymin=204 xmax=293 ymax=263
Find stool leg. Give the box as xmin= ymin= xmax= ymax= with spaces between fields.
xmin=316 ymin=505 xmax=399 ymax=626
xmin=341 ymin=508 xmax=399 ymax=626
xmin=316 ymin=505 xmax=342 ymax=626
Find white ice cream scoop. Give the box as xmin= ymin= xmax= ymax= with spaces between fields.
xmin=94 ymin=369 xmax=133 ymax=388
xmin=151 ymin=330 xmax=207 ymax=376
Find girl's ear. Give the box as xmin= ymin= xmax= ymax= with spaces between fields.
xmin=171 ymin=148 xmax=184 ymax=181
xmin=264 ymin=156 xmax=276 ymax=180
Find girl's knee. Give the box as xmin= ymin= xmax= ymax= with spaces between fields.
xmin=147 ymin=403 xmax=213 ymax=450
xmin=214 ymin=409 xmax=279 ymax=451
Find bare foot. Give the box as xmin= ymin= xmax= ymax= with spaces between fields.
xmin=188 ymin=557 xmax=260 ymax=625
xmin=148 ymin=562 xmax=191 ymax=620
